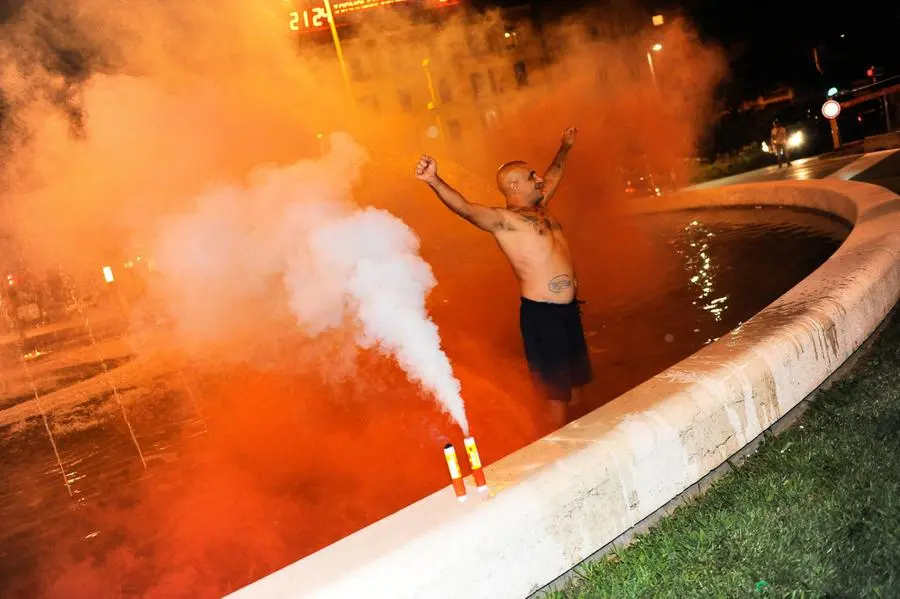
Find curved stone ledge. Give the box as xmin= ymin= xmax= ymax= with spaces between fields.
xmin=226 ymin=179 xmax=900 ymax=599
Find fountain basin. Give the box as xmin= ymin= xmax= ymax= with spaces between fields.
xmin=225 ymin=179 xmax=900 ymax=599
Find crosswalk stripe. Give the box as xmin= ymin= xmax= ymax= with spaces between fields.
xmin=826 ymin=149 xmax=899 ymax=181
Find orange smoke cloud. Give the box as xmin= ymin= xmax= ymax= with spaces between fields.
xmin=0 ymin=1 xmax=727 ymax=596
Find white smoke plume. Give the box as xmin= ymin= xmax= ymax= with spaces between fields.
xmin=150 ymin=132 xmax=469 ymax=433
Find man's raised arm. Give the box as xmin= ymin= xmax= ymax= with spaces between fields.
xmin=539 ymin=126 xmax=577 ymax=206
xmin=415 ymin=155 xmax=507 ymax=232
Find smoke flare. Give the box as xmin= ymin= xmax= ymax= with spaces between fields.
xmin=151 ymin=132 xmax=469 ymax=432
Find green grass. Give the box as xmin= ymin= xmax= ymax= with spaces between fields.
xmin=547 ymin=311 xmax=900 ymax=599
xmin=690 ymin=144 xmax=770 ymax=184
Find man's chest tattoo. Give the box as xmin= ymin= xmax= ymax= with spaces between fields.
xmin=516 ymin=213 xmax=562 ymax=235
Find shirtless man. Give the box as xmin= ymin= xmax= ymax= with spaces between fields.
xmin=770 ymin=118 xmax=792 ymax=168
xmin=415 ymin=127 xmax=593 ymax=422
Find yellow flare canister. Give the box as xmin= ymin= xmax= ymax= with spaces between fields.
xmin=444 ymin=443 xmax=467 ymax=501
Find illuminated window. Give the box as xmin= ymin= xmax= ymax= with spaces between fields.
xmin=470 ymin=72 xmax=483 ymax=99
xmin=488 ymin=68 xmax=499 ymax=94
xmin=398 ymin=90 xmax=413 ymax=112
xmin=482 ymin=109 xmax=499 ymax=129
xmin=597 ymin=65 xmax=608 ymax=85
xmin=360 ymin=95 xmax=380 ymax=112
xmin=485 ymin=29 xmax=502 ymax=53
xmin=390 ymin=50 xmax=406 ymax=73
xmin=364 ymin=40 xmax=382 ymax=77
xmin=448 ymin=119 xmax=462 ymax=141
xmin=438 ymin=78 xmax=453 ymax=103
xmin=514 ymin=61 xmax=528 ymax=87
xmin=348 ymin=57 xmax=367 ymax=80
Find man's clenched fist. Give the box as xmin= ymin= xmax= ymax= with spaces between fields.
xmin=415 ymin=155 xmax=438 ymax=182
xmin=561 ymin=127 xmax=578 ymax=149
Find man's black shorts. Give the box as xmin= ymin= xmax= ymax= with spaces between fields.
xmin=519 ymin=297 xmax=594 ymax=401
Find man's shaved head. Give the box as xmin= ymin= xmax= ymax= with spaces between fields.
xmin=496 ymin=160 xmax=529 ymax=193
xmin=496 ymin=160 xmax=544 ymax=208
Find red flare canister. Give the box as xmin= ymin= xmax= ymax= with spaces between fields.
xmin=463 ymin=436 xmax=488 ymax=492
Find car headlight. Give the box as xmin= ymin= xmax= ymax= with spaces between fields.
xmin=788 ymin=131 xmax=804 ymax=148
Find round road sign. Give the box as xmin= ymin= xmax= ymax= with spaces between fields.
xmin=822 ymin=99 xmax=841 ymax=120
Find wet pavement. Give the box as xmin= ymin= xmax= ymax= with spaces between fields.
xmin=688 ymin=154 xmax=862 ymax=189
xmin=689 ymin=148 xmax=900 ymax=193
xmin=851 ymin=149 xmax=900 ymax=194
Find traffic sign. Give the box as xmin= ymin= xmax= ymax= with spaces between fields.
xmin=822 ymin=99 xmax=841 ymax=120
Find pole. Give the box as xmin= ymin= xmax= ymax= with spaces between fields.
xmin=322 ymin=0 xmax=353 ymax=100
xmin=421 ymin=58 xmax=447 ymax=144
xmin=829 ymin=118 xmax=841 ymax=149
xmin=870 ymin=68 xmax=892 ymax=134
xmin=646 ymin=52 xmax=657 ymax=88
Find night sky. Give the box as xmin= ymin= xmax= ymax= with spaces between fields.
xmin=1 ymin=0 xmax=897 ymax=131
xmin=477 ymin=0 xmax=899 ymax=101
xmin=663 ymin=0 xmax=899 ymax=96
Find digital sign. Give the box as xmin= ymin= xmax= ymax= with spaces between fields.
xmin=333 ymin=0 xmax=409 ymax=15
xmin=288 ymin=0 xmax=409 ymax=33
xmin=288 ymin=5 xmax=329 ymax=32
xmin=287 ymin=0 xmax=460 ymax=33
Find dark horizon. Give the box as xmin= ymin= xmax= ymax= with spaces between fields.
xmin=2 ymin=0 xmax=897 ymax=99
xmin=475 ymin=0 xmax=898 ymax=100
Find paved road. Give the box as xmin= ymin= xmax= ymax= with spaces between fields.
xmin=688 ymin=154 xmax=862 ymax=190
xmin=851 ymin=149 xmax=900 ymax=194
xmin=689 ymin=149 xmax=900 ymax=193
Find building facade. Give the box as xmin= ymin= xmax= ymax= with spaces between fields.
xmin=287 ymin=0 xmax=553 ymax=146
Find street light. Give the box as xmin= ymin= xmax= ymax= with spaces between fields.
xmin=421 ymin=58 xmax=447 ymax=144
xmin=647 ymin=43 xmax=662 ymax=88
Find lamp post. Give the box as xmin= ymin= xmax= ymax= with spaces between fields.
xmin=322 ymin=0 xmax=353 ymax=100
xmin=421 ymin=58 xmax=447 ymax=144
xmin=647 ymin=43 xmax=663 ymax=89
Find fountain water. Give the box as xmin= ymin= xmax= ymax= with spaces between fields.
xmin=179 ymin=368 xmax=210 ymax=436
xmin=0 ymin=285 xmax=72 ymax=497
xmin=60 ymin=268 xmax=148 ymax=469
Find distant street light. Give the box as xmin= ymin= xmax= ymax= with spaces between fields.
xmin=652 ymin=43 xmax=663 ymax=52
